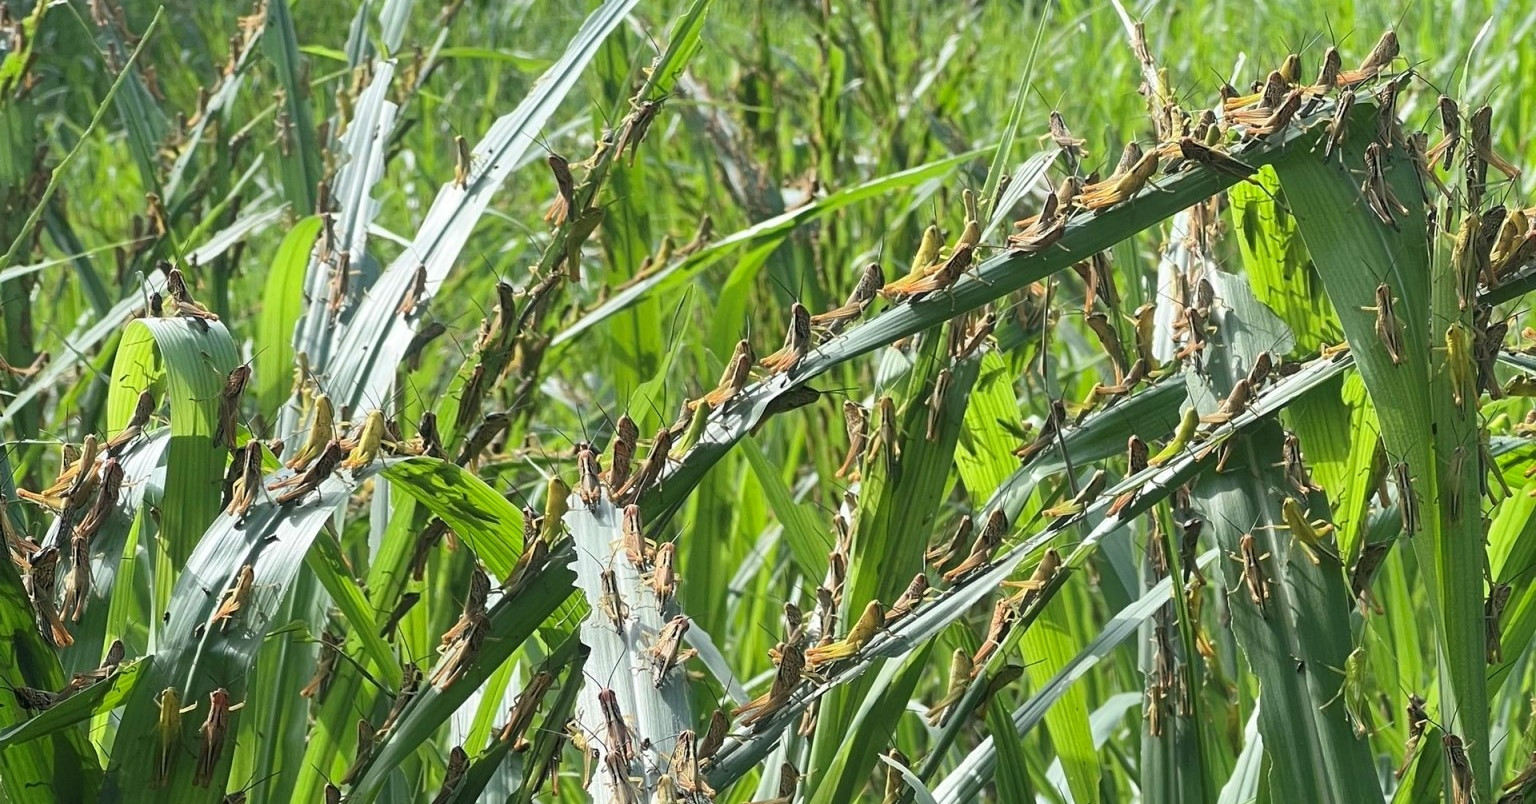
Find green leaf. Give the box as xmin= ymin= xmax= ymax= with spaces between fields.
xmin=256 ymin=216 xmax=322 ymax=415
xmin=106 ymin=319 xmax=239 ymax=569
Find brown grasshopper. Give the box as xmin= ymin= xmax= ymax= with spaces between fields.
xmin=759 ymin=303 xmax=811 ymax=375
xmin=693 ymin=340 xmax=754 ymax=410
xmin=648 ymin=615 xmax=696 ymax=687
xmin=192 ymin=688 xmax=243 ymax=787
xmin=811 ymin=263 xmax=884 ymax=335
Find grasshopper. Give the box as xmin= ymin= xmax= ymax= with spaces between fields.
xmin=1425 ymin=95 xmax=1460 ymax=170
xmin=61 ymin=532 xmax=92 ymax=623
xmin=970 ymin=597 xmax=1017 ymax=668
xmin=1281 ymin=432 xmax=1325 ymax=495
xmin=1394 ymin=461 xmax=1419 ymax=535
xmin=619 ymin=97 xmax=664 ymax=167
xmin=326 ymin=252 xmax=351 ymax=319
xmin=501 ymin=537 xmax=548 ymax=597
xmin=925 ymin=515 xmax=972 ymax=573
xmin=812 ymin=263 xmax=885 ymax=335
xmin=1048 ymin=110 xmax=1087 ymax=166
xmin=105 ymin=390 xmax=155 ymax=455
xmin=924 ymin=649 xmax=975 ymax=726
xmin=620 ymin=504 xmax=650 ymax=570
xmin=1084 ymin=312 xmax=1130 ymax=382
xmin=397 ymin=263 xmax=428 ymax=317
xmin=1148 ymin=407 xmax=1200 ymax=466
xmin=1361 ymin=283 xmax=1405 ymax=365
xmin=901 ymin=225 xmax=943 ymax=281
xmin=603 ymin=751 xmax=641 ymax=804
xmin=881 ymin=243 xmax=976 ymax=302
xmin=341 ymin=718 xmax=376 ymax=785
xmin=1451 ymin=215 xmax=1480 ymax=312
xmin=341 ymin=409 xmax=388 ymax=470
xmin=1489 ymin=208 xmax=1530 ymax=278
xmin=210 ymin=565 xmax=256 ymax=634
xmin=1008 ymin=189 xmax=1067 ymax=254
xmin=430 ymin=609 xmax=487 ymax=689
xmin=543 ymin=153 xmax=575 ymax=225
xmin=155 ymin=687 xmax=197 ymax=787
xmin=955 ymin=311 xmax=998 ymax=360
xmin=1350 ymin=539 xmax=1391 ymax=614
xmin=1336 ymin=30 xmax=1398 ymax=87
xmin=1240 ymin=90 xmax=1303 ymax=138
xmin=804 ymin=600 xmax=884 ymax=667
xmin=1486 ymin=582 xmax=1512 ymax=664
xmin=884 ymin=573 xmax=930 ymax=625
xmin=1279 ymin=497 xmax=1338 ymax=565
xmin=1374 ymin=77 xmax=1405 ymax=147
xmin=1014 ymin=401 xmax=1065 ymax=464
xmin=1444 ymin=734 xmax=1474 ymax=804
xmin=606 ymin=414 xmax=639 ymax=495
xmin=1360 ymin=144 xmax=1408 ymax=228
xmin=733 ymin=640 xmax=805 ymax=727
xmin=865 ymin=395 xmax=901 ymax=480
xmin=378 ymin=592 xmax=420 ymax=641
xmin=224 ymin=442 xmax=265 ymax=519
xmin=1230 ymin=532 xmax=1272 ymax=615
xmin=452 ymin=135 xmax=472 ymax=188
xmin=597 ymin=688 xmax=635 ymax=764
xmin=648 ymin=615 xmax=696 ymax=687
xmin=697 ymin=709 xmax=729 ymax=762
xmin=164 ymin=268 xmax=220 ymax=325
xmin=541 ymin=476 xmax=571 ymax=546
xmin=759 ymin=303 xmax=811 ymax=375
xmin=648 ymin=541 xmax=678 ymax=608
xmin=440 ymin=566 xmax=491 ymax=647
xmin=271 ymin=439 xmax=343 ymax=505
xmin=598 ymin=568 xmax=629 ymax=633
xmin=612 ymin=428 xmax=673 ymax=505
xmin=1470 ymin=105 xmax=1521 ymax=179
xmin=1177 ymin=137 xmax=1258 ymax=180
xmin=1311 ymin=46 xmax=1341 ymax=91
xmin=694 ymin=340 xmax=754 ymax=410
xmin=1395 ymin=694 xmax=1429 ymax=778
xmin=835 ymin=401 xmax=868 ymax=480
xmin=72 ymin=457 xmax=122 ymax=547
xmin=1002 ymin=548 xmax=1063 ymax=615
xmin=26 ymin=546 xmax=72 ymax=647
xmin=1443 ymin=323 xmax=1476 ymax=409
xmin=61 ymin=639 xmax=127 ymax=698
xmin=1043 ymin=469 xmax=1107 ymax=517
xmin=1078 ymin=148 xmax=1161 ymax=211
xmin=431 ymin=746 xmax=469 ymax=804
xmin=300 ymin=629 xmax=343 ymax=700
xmin=284 ymin=394 xmax=335 ymax=470
xmin=942 ymin=509 xmax=1008 ymax=583
xmin=1224 ymin=70 xmax=1287 ymax=113
xmin=377 ymin=662 xmax=422 ymax=737
xmin=926 ymin=368 xmax=952 ymax=442
xmin=193 ymin=688 xmax=243 ymax=787
xmin=1321 ymin=90 xmax=1355 ymax=161
xmin=575 ymin=442 xmax=603 ymax=509
xmin=1502 ymin=749 xmax=1536 ymax=801
xmin=1200 ymin=379 xmax=1254 ymax=427
xmin=498 ymin=670 xmax=554 ymax=750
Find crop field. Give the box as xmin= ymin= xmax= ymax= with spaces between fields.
xmin=5 ymin=0 xmax=1536 ymax=802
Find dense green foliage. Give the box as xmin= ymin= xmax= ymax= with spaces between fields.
xmin=6 ymin=1 xmax=1536 ymax=802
